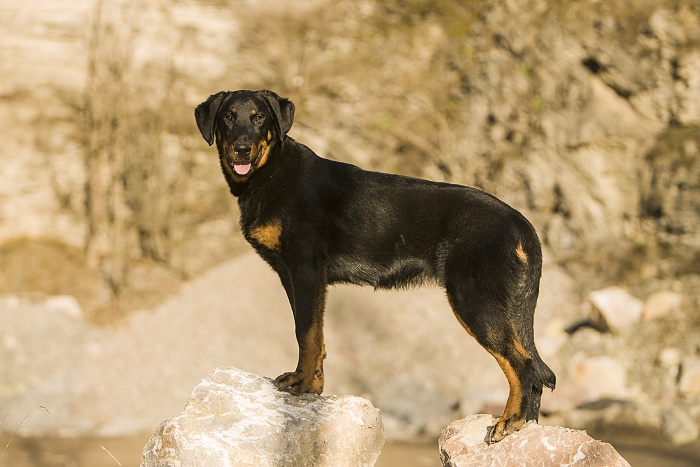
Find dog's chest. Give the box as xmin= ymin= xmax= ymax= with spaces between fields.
xmin=245 ymin=219 xmax=283 ymax=252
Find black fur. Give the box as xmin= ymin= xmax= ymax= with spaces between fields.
xmin=195 ymin=89 xmax=556 ymax=443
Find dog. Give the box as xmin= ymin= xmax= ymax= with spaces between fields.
xmin=195 ymin=89 xmax=555 ymax=443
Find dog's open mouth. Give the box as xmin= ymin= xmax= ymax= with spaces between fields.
xmin=228 ymin=152 xmax=262 ymax=177
xmin=233 ymin=162 xmax=252 ymax=176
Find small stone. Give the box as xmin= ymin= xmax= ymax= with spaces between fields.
xmin=662 ymin=406 xmax=700 ymax=445
xmin=643 ymin=291 xmax=682 ymax=321
xmin=658 ymin=348 xmax=682 ymax=378
xmin=572 ymin=356 xmax=628 ymax=401
xmin=679 ymin=358 xmax=700 ymax=397
xmin=439 ymin=414 xmax=631 ymax=467
xmin=44 ymin=295 xmax=83 ymax=319
xmin=588 ymin=287 xmax=643 ymax=333
xmin=140 ymin=367 xmax=385 ymax=467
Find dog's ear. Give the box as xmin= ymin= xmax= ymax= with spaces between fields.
xmin=195 ymin=91 xmax=227 ymax=146
xmin=257 ymin=90 xmax=295 ymax=141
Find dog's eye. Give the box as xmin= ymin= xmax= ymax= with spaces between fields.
xmin=252 ymin=114 xmax=264 ymax=123
xmin=223 ymin=112 xmax=234 ymax=123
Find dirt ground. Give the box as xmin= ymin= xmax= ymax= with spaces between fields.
xmin=4 ymin=435 xmax=442 ymax=467
xmin=2 ymin=433 xmax=700 ymax=467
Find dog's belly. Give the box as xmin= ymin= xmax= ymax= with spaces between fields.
xmin=327 ymin=253 xmax=440 ymax=289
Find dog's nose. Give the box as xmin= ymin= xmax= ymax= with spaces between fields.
xmin=234 ymin=142 xmax=252 ymax=156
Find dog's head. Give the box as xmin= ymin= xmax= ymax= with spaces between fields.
xmin=195 ymin=90 xmax=295 ymax=187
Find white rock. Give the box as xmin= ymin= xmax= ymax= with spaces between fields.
xmin=572 ymin=356 xmax=629 ymax=401
xmin=439 ymin=414 xmax=631 ymax=467
xmin=643 ymin=291 xmax=683 ymax=321
xmin=588 ymin=287 xmax=643 ymax=333
xmin=659 ymin=348 xmax=683 ymax=369
xmin=43 ymin=295 xmax=83 ymax=319
xmin=658 ymin=348 xmax=682 ymax=378
xmin=140 ymin=367 xmax=385 ymax=467
xmin=679 ymin=358 xmax=700 ymax=397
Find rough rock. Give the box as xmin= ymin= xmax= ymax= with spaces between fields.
xmin=439 ymin=415 xmax=631 ymax=467
xmin=643 ymin=290 xmax=683 ymax=321
xmin=588 ymin=287 xmax=643 ymax=333
xmin=140 ymin=367 xmax=385 ymax=467
xmin=571 ymin=356 xmax=629 ymax=401
xmin=662 ymin=406 xmax=700 ymax=445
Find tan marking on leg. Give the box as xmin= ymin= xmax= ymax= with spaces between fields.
xmin=515 ymin=241 xmax=528 ymax=264
xmin=488 ymin=333 xmax=532 ymax=441
xmin=490 ymin=350 xmax=524 ymax=421
xmin=276 ymin=287 xmax=326 ymax=395
xmin=513 ymin=336 xmax=530 ymax=360
xmin=250 ymin=219 xmax=282 ymax=251
xmin=497 ymin=334 xmax=531 ymax=413
xmin=447 ymin=294 xmax=477 ymax=339
xmin=316 ymin=341 xmax=327 ymax=376
xmin=298 ymin=292 xmax=326 ymax=394
xmin=296 ymin=326 xmax=324 ymax=393
xmin=310 ymin=340 xmax=326 ymax=394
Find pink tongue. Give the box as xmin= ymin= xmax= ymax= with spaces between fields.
xmin=234 ymin=163 xmax=252 ymax=175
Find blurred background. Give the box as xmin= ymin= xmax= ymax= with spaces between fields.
xmin=1 ymin=0 xmax=699 ymax=465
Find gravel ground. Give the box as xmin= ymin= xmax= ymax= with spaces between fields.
xmin=1 ymin=253 xmax=298 ymax=436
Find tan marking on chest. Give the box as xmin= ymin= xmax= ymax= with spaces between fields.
xmin=515 ymin=241 xmax=528 ymax=264
xmin=251 ymin=219 xmax=282 ymax=251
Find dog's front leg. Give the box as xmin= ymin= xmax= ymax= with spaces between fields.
xmin=275 ymin=267 xmax=327 ymax=395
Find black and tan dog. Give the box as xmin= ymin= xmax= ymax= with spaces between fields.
xmin=195 ymin=89 xmax=555 ymax=442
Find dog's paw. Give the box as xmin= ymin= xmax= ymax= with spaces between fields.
xmin=274 ymin=370 xmax=324 ymax=395
xmin=488 ymin=415 xmax=526 ymax=443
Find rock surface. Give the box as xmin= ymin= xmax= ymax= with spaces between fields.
xmin=643 ymin=290 xmax=683 ymax=321
xmin=588 ymin=287 xmax=643 ymax=333
xmin=439 ymin=415 xmax=631 ymax=467
xmin=571 ymin=356 xmax=629 ymax=401
xmin=140 ymin=367 xmax=385 ymax=467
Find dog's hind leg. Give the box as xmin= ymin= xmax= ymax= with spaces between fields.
xmin=509 ymin=239 xmax=556 ymax=424
xmin=445 ymin=247 xmax=554 ymax=443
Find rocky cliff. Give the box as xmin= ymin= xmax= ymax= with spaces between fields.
xmin=2 ymin=0 xmax=699 ymax=301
